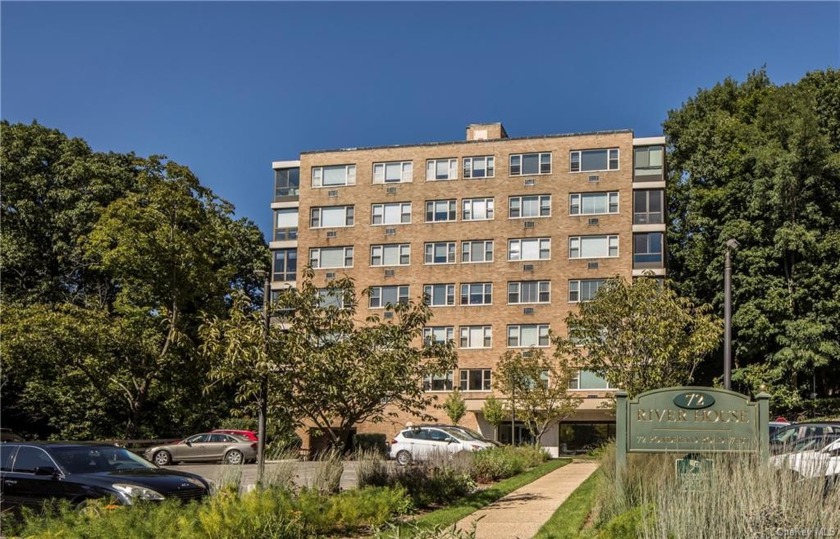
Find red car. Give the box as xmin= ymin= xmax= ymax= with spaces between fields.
xmin=211 ymin=429 xmax=258 ymax=442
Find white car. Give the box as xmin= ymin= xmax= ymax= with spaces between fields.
xmin=771 ymin=437 xmax=840 ymax=479
xmin=390 ymin=426 xmax=494 ymax=465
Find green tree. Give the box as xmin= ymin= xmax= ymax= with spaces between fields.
xmin=665 ymin=68 xmax=840 ymax=407
xmin=558 ymin=277 xmax=721 ymax=399
xmin=481 ymin=396 xmax=506 ymax=442
xmin=443 ymin=389 xmax=467 ymax=425
xmin=201 ymin=269 xmax=457 ymax=451
xmin=495 ymin=349 xmax=582 ymax=444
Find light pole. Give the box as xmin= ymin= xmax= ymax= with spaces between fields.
xmin=254 ymin=270 xmax=271 ymax=486
xmin=724 ymin=239 xmax=739 ymax=391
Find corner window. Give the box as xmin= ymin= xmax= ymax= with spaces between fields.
xmin=274 ymin=208 xmax=299 ymax=241
xmin=633 ymin=190 xmax=663 ymax=224
xmin=633 ymin=232 xmax=663 ymax=268
xmin=634 ymin=146 xmax=664 ymax=179
xmin=273 ymin=248 xmax=297 ymax=282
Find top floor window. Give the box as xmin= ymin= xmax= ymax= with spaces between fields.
xmin=634 ymin=146 xmax=664 ymax=179
xmin=570 ymin=149 xmax=619 ymax=173
xmin=426 ymin=159 xmax=458 ymax=181
xmin=463 ymin=156 xmax=495 ymax=179
xmin=274 ymin=168 xmax=300 ymax=199
xmin=510 ymin=153 xmax=551 ymax=176
xmin=312 ymin=165 xmax=356 ymax=188
xmin=373 ymin=161 xmax=413 ymax=184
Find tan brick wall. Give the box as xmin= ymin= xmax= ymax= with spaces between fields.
xmin=294 ymin=131 xmax=639 ymax=447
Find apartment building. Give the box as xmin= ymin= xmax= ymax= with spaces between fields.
xmin=270 ymin=123 xmax=666 ymax=455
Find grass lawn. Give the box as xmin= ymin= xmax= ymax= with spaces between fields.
xmin=413 ymin=458 xmax=570 ymax=529
xmin=532 ymin=467 xmax=601 ymax=539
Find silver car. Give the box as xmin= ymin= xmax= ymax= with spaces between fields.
xmin=144 ymin=433 xmax=257 ymax=466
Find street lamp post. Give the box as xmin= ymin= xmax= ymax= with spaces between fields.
xmin=255 ymin=270 xmax=271 ymax=486
xmin=724 ymin=239 xmax=739 ymax=391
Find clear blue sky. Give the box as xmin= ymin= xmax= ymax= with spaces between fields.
xmin=3 ymin=2 xmax=838 ymax=239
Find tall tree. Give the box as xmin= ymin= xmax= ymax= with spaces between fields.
xmin=494 ymin=349 xmax=582 ymax=444
xmin=201 ymin=269 xmax=458 ymax=451
xmin=664 ymin=68 xmax=840 ymax=407
xmin=558 ymin=277 xmax=721 ymax=399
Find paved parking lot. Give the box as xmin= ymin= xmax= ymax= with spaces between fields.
xmin=175 ymin=461 xmax=361 ymax=491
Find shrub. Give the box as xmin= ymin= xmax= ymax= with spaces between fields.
xmin=311 ymin=448 xmax=344 ymax=494
xmin=355 ymin=433 xmax=389 ymax=455
xmin=356 ymin=448 xmax=392 ymax=488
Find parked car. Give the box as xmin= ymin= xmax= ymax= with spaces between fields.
xmin=390 ymin=426 xmax=494 ymax=466
xmin=772 ymin=437 xmax=840 ymax=479
xmin=0 ymin=442 xmax=210 ymax=510
xmin=211 ymin=429 xmax=258 ymax=442
xmin=420 ymin=424 xmax=502 ymax=447
xmin=769 ymin=420 xmax=791 ymax=439
xmin=143 ymin=433 xmax=257 ymax=466
xmin=0 ymin=428 xmax=24 ymax=443
xmin=770 ymin=422 xmax=840 ymax=455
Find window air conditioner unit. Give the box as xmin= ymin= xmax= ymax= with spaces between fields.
xmin=326 ymin=230 xmax=337 ymax=238
xmin=384 ymin=269 xmax=395 ymax=278
xmin=327 ymin=190 xmax=339 ymax=198
xmin=587 ymin=261 xmax=599 ymax=270
xmin=383 ymin=311 xmax=394 ymax=320
xmin=385 ymin=227 xmax=396 ymax=236
xmin=523 ymin=307 xmax=535 ymax=315
xmin=386 ymin=186 xmax=398 ymax=194
xmin=524 ymin=220 xmax=535 ymax=229
xmin=524 ymin=178 xmax=536 ymax=187
xmin=588 ymin=175 xmax=600 ymax=183
xmin=523 ymin=264 xmax=534 ymax=272
xmin=588 ymin=217 xmax=600 ymax=226
xmin=325 ymin=272 xmax=336 ymax=280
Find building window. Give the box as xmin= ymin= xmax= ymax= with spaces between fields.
xmin=426 ymin=158 xmax=458 ymax=181
xmin=272 ymin=248 xmax=297 ymax=282
xmin=570 ymin=149 xmax=619 ymax=173
xmin=568 ymin=370 xmax=612 ymax=390
xmin=460 ymin=369 xmax=492 ymax=391
xmin=318 ymin=289 xmax=345 ymax=309
xmin=424 ymin=371 xmax=454 ymax=392
xmin=460 ymin=326 xmax=492 ymax=348
xmin=373 ymin=161 xmax=413 ymax=184
xmin=309 ymin=246 xmax=354 ymax=269
xmin=510 ymin=153 xmax=552 ymax=176
xmin=275 ymin=168 xmax=300 ymax=199
xmin=463 ymin=156 xmax=495 ymax=179
xmin=310 ymin=205 xmax=354 ymax=228
xmin=509 ymin=195 xmax=551 ymax=218
xmin=568 ymin=279 xmax=607 ymax=303
xmin=633 ymin=190 xmax=664 ymax=224
xmin=462 ymin=197 xmax=494 ymax=221
xmin=461 ymin=240 xmax=493 ymax=263
xmin=274 ymin=208 xmax=298 ymax=241
xmin=633 ymin=232 xmax=664 ymax=268
xmin=371 ymin=202 xmax=411 ymax=225
xmin=569 ymin=192 xmax=619 ymax=215
xmin=369 ymin=285 xmax=409 ymax=308
xmin=460 ymin=283 xmax=492 ymax=306
xmin=423 ymin=284 xmax=456 ymax=307
xmin=423 ymin=326 xmax=454 ymax=345
xmin=569 ymin=235 xmax=619 ymax=259
xmin=370 ymin=244 xmax=410 ymax=266
xmin=507 ymin=324 xmax=550 ymax=348
xmin=425 ymin=242 xmax=456 ymax=264
xmin=508 ymin=281 xmax=550 ymax=304
xmin=312 ymin=165 xmax=356 ymax=187
xmin=508 ymin=238 xmax=551 ymax=261
xmin=425 ymin=199 xmax=457 ymax=222
xmin=634 ymin=146 xmax=664 ymax=179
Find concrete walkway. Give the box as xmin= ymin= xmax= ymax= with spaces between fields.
xmin=456 ymin=459 xmax=600 ymax=539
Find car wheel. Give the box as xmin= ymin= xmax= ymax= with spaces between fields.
xmin=224 ymin=450 xmax=244 ymax=465
xmin=153 ymin=450 xmax=172 ymax=466
xmin=396 ymin=450 xmax=412 ymax=466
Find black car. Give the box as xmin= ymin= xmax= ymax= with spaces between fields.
xmin=0 ymin=442 xmax=210 ymax=510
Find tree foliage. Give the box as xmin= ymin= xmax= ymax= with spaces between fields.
xmin=664 ymin=68 xmax=840 ymax=407
xmin=494 ymin=348 xmax=583 ymax=444
xmin=0 ymin=122 xmax=268 ymax=439
xmin=443 ymin=389 xmax=467 ymax=425
xmin=201 ymin=269 xmax=457 ymax=450
xmin=558 ymin=277 xmax=721 ymax=399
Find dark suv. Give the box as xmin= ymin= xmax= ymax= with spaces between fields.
xmin=0 ymin=442 xmax=210 ymax=510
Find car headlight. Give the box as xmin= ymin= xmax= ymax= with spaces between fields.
xmin=112 ymin=484 xmax=165 ymax=502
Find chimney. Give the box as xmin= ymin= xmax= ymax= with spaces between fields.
xmin=466 ymin=122 xmax=508 ymax=141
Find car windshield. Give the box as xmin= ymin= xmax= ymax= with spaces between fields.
xmin=458 ymin=427 xmax=491 ymax=442
xmin=440 ymin=428 xmax=471 ymax=441
xmin=51 ymin=446 xmax=157 ymax=474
